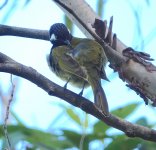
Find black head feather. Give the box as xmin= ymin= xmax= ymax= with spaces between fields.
xmin=49 ymin=23 xmax=72 ymax=47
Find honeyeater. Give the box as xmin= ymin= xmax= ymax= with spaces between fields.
xmin=48 ymin=23 xmax=109 ymax=116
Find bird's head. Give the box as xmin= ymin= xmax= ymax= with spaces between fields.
xmin=49 ymin=23 xmax=72 ymax=47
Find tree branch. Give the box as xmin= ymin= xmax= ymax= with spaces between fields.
xmin=0 ymin=24 xmax=124 ymax=65
xmin=0 ymin=52 xmax=156 ymax=142
xmin=52 ymin=0 xmax=156 ymax=108
xmin=53 ymin=0 xmax=126 ymax=52
xmin=0 ymin=24 xmax=49 ymax=40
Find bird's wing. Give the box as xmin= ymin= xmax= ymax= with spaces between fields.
xmin=73 ymin=39 xmax=109 ymax=81
xmin=52 ymin=46 xmax=87 ymax=80
xmin=73 ymin=39 xmax=104 ymax=68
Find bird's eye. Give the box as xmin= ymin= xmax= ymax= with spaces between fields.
xmin=50 ymin=34 xmax=57 ymax=41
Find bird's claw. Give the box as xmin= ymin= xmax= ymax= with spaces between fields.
xmin=79 ymin=91 xmax=83 ymax=96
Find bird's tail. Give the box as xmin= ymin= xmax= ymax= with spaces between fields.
xmin=88 ymin=76 xmax=109 ymax=117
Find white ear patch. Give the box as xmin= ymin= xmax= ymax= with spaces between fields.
xmin=50 ymin=34 xmax=57 ymax=41
xmin=68 ymin=29 xmax=70 ymax=33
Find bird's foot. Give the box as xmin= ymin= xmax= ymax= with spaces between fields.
xmin=79 ymin=90 xmax=83 ymax=96
xmin=63 ymin=77 xmax=71 ymax=91
xmin=63 ymin=83 xmax=68 ymax=90
xmin=79 ymin=81 xmax=86 ymax=96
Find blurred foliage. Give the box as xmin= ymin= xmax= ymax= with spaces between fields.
xmin=0 ymin=0 xmax=31 ymax=23
xmin=23 ymin=0 xmax=31 ymax=7
xmin=97 ymin=0 xmax=104 ymax=17
xmin=64 ymin=15 xmax=74 ymax=34
xmin=96 ymin=0 xmax=108 ymax=17
xmin=0 ymin=0 xmax=8 ymax=9
xmin=0 ymin=125 xmax=73 ymax=149
xmin=64 ymin=0 xmax=107 ymax=33
xmin=145 ymin=0 xmax=150 ymax=6
xmin=1 ymin=103 xmax=156 ymax=149
xmin=127 ymin=0 xmax=152 ymax=51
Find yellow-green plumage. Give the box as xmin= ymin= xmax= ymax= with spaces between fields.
xmin=49 ymin=37 xmax=89 ymax=88
xmin=49 ymin=37 xmax=109 ymax=116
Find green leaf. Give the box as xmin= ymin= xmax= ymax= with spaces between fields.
xmin=83 ymin=113 xmax=88 ymax=129
xmin=64 ymin=15 xmax=73 ymax=33
xmin=93 ymin=120 xmax=109 ymax=137
xmin=135 ymin=117 xmax=153 ymax=128
xmin=111 ymin=103 xmax=138 ymax=118
xmin=22 ymin=127 xmax=72 ymax=149
xmin=63 ymin=129 xmax=89 ymax=150
xmin=0 ymin=125 xmax=24 ymax=138
xmin=93 ymin=103 xmax=138 ymax=139
xmin=135 ymin=117 xmax=148 ymax=126
xmin=10 ymin=110 xmax=25 ymax=126
xmin=0 ymin=125 xmax=72 ymax=149
xmin=140 ymin=140 xmax=156 ymax=150
xmin=66 ymin=108 xmax=81 ymax=125
xmin=105 ymin=135 xmax=140 ymax=150
xmin=97 ymin=0 xmax=104 ymax=17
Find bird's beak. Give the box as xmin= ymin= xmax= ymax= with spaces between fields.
xmin=64 ymin=40 xmax=72 ymax=48
xmin=64 ymin=40 xmax=70 ymax=45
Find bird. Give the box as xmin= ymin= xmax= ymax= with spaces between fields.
xmin=47 ymin=23 xmax=109 ymax=116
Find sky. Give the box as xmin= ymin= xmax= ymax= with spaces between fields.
xmin=0 ymin=0 xmax=156 ymax=133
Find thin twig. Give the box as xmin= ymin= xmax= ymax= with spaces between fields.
xmin=79 ymin=113 xmax=87 ymax=150
xmin=3 ymin=74 xmax=15 ymax=150
xmin=79 ymin=133 xmax=86 ymax=150
xmin=0 ymin=0 xmax=8 ymax=10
